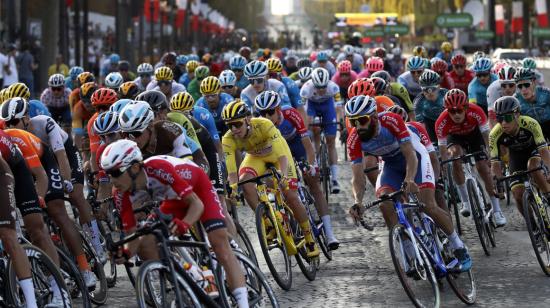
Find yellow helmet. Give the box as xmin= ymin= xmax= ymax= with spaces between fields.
xmin=77 ymin=72 xmax=95 ymax=87
xmin=186 ymin=60 xmax=200 ymax=73
xmin=412 ymin=45 xmax=427 ymax=58
xmin=0 ymin=88 xmax=7 ymax=104
xmin=118 ymin=81 xmax=139 ymax=99
xmin=7 ymin=83 xmax=30 ymax=100
xmin=200 ymin=76 xmax=221 ymax=95
xmin=266 ymin=58 xmax=283 ymax=73
xmin=221 ymin=99 xmax=250 ymax=122
xmin=170 ymin=92 xmax=195 ymax=112
xmin=155 ymin=66 xmax=174 ymax=81
xmin=441 ymin=41 xmax=452 ymax=53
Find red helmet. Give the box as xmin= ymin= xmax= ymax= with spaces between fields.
xmin=348 ymin=78 xmax=375 ymax=98
xmin=338 ymin=60 xmax=352 ymax=74
xmin=91 ymin=88 xmax=118 ymax=107
xmin=451 ymin=54 xmax=467 ymax=66
xmin=431 ymin=59 xmax=448 ymax=74
xmin=366 ymin=57 xmax=384 ymax=73
xmin=444 ymin=89 xmax=468 ymax=110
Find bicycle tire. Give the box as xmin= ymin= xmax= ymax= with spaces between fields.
xmin=319 ymin=141 xmax=330 ymax=203
xmin=57 ymin=247 xmax=92 ymax=307
xmin=289 ymin=214 xmax=318 ymax=281
xmin=475 ymin=180 xmax=496 ymax=248
xmin=255 ymin=202 xmax=293 ymax=290
xmin=446 ymin=166 xmax=462 ymax=236
xmin=388 ymin=224 xmax=440 ymax=308
xmin=235 ymin=222 xmax=259 ymax=266
xmin=8 ymin=244 xmax=73 ymax=307
xmin=522 ymin=191 xmax=550 ymax=276
xmin=467 ymin=179 xmax=491 ymax=256
xmin=81 ymin=232 xmax=108 ymax=305
xmin=97 ymin=219 xmax=118 ymax=288
xmin=304 ymin=187 xmax=332 ymax=261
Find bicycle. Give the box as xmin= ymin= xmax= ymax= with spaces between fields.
xmin=441 ymin=152 xmax=496 ymax=256
xmin=497 ymin=166 xmax=550 ymax=276
xmin=228 ymin=192 xmax=259 ymax=266
xmin=238 ymin=166 xmax=320 ymax=290
xmin=309 ymin=120 xmax=337 ymax=203
xmin=439 ymin=160 xmax=463 ymax=236
xmin=363 ymin=189 xmax=476 ymax=307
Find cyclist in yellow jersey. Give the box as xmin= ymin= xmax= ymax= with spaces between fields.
xmin=222 ymin=100 xmax=320 ymax=257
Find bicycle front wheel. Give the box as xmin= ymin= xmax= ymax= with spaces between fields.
xmin=467 ymin=180 xmax=491 ymax=256
xmin=289 ymin=214 xmax=319 ymax=281
xmin=318 ymin=141 xmax=330 ymax=203
xmin=523 ymin=191 xmax=550 ymax=276
xmin=389 ymin=224 xmax=440 ymax=308
xmin=446 ymin=166 xmax=462 ymax=236
xmin=235 ymin=222 xmax=259 ymax=266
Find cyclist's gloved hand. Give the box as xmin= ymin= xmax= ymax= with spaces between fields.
xmin=403 ymin=179 xmax=419 ymax=195
xmin=349 ymin=203 xmax=365 ymax=226
xmin=307 ymin=162 xmax=319 ymax=177
xmin=170 ymin=218 xmax=191 ymax=236
xmin=228 ymin=183 xmax=239 ymax=200
xmin=64 ymin=180 xmax=74 ymax=194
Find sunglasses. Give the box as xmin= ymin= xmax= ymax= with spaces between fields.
xmin=124 ymin=131 xmax=143 ymax=139
xmin=158 ymin=80 xmax=171 ymax=86
xmin=350 ymin=115 xmax=371 ymax=127
xmin=227 ymin=120 xmax=245 ymax=129
xmin=517 ymin=82 xmax=531 ymax=90
xmin=315 ymin=85 xmax=327 ymax=90
xmin=5 ymin=118 xmax=20 ymax=127
xmin=476 ymin=72 xmax=490 ymax=78
xmin=496 ymin=113 xmax=515 ymax=123
xmin=51 ymin=86 xmax=63 ymax=92
xmin=411 ymin=70 xmax=423 ymax=75
xmin=422 ymin=86 xmax=438 ymax=94
xmin=205 ymin=94 xmax=218 ymax=99
xmin=453 ymin=65 xmax=465 ymax=69
xmin=233 ymin=69 xmax=243 ymax=73
xmin=448 ymin=108 xmax=465 ymax=115
xmin=99 ymin=132 xmax=118 ymax=141
xmin=249 ymin=78 xmax=265 ymax=85
xmin=221 ymin=85 xmax=234 ymax=90
xmin=139 ymin=74 xmax=151 ymax=78
xmin=501 ymin=83 xmax=515 ymax=89
xmin=106 ymin=167 xmax=127 ymax=178
xmin=259 ymin=109 xmax=277 ymax=117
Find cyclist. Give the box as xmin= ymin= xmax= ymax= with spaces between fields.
xmin=357 ymin=56 xmax=384 ymax=79
xmin=487 ymin=65 xmax=516 ymax=127
xmin=450 ymin=54 xmax=474 ymax=94
xmin=105 ymin=72 xmax=124 ymax=92
xmin=332 ymin=60 xmax=357 ymax=102
xmin=346 ymin=95 xmax=472 ymax=271
xmin=239 ymin=46 xmax=252 ymax=61
xmin=435 ymin=41 xmax=454 ymax=68
xmin=194 ymin=78 xmax=233 ymax=136
xmin=336 ymin=45 xmax=364 ymax=73
xmin=522 ymin=57 xmax=544 ymax=86
xmin=397 ymin=56 xmax=425 ymax=101
xmin=300 ymin=67 xmax=342 ymax=193
xmin=101 ymin=140 xmax=249 ymax=308
xmin=72 ymin=81 xmax=97 ymax=161
xmin=490 ymin=96 xmax=550 ymax=221
xmin=284 ymin=52 xmax=299 ymax=75
xmin=178 ymin=59 xmax=199 ymax=88
xmin=289 ymin=58 xmax=312 ymax=81
xmin=414 ymin=69 xmax=448 ymax=142
xmin=255 ymin=91 xmax=340 ymax=248
xmin=240 ymin=60 xmax=292 ymax=110
xmin=388 ymin=47 xmax=404 ymax=77
xmin=221 ymin=100 xmax=320 ymax=258
xmin=65 ymin=66 xmax=84 ymax=90
xmin=187 ymin=65 xmax=211 ymax=101
xmin=148 ymin=66 xmax=186 ymax=100
xmin=412 ymin=45 xmax=428 ymax=58
xmin=371 ymin=70 xmax=414 ymax=117
xmin=435 ymin=89 xmax=506 ymax=225
xmin=312 ymin=51 xmax=336 ymax=78
xmin=134 ymin=62 xmax=154 ymax=92
xmin=118 ymin=60 xmax=136 ymax=82
xmin=468 ymin=57 xmax=497 ymax=115
xmin=514 ymin=67 xmax=550 ymax=138
xmin=295 ymin=67 xmax=313 ymax=89
xmin=229 ymin=55 xmax=249 ymax=90
xmin=87 ymin=88 xmax=119 ymax=172
xmin=69 ymin=71 xmax=95 ymax=110
xmin=266 ymin=57 xmax=304 ymax=112
xmin=431 ymin=58 xmax=455 ymax=90
xmin=6 ymin=82 xmax=50 ymax=118
xmin=219 ymin=69 xmax=239 ymax=98
xmin=41 ymin=74 xmax=72 ymax=133
xmin=370 ymin=76 xmax=414 ymax=121
xmin=118 ymin=81 xmax=140 ymax=99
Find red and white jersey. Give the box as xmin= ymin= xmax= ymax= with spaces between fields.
xmin=407 ymin=121 xmax=435 ymax=153
xmin=435 ymin=103 xmax=489 ymax=146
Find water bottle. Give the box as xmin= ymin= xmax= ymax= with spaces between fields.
xmin=201 ymin=266 xmax=219 ymax=298
xmin=183 ymin=262 xmax=206 ymax=289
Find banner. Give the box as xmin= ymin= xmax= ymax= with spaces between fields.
xmin=511 ymin=1 xmax=523 ymax=33
xmin=495 ymin=5 xmax=504 ymax=35
xmin=144 ymin=0 xmax=160 ymax=23
xmin=536 ymin=0 xmax=549 ymax=27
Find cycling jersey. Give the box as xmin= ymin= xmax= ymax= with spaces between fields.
xmin=356 ymin=69 xmax=371 ymax=79
xmin=407 ymin=121 xmax=435 ymax=153
xmin=389 ymin=82 xmax=413 ymax=112
xmin=187 ymin=78 xmax=202 ymax=101
xmin=301 ymin=80 xmax=341 ymax=136
xmin=177 ymin=73 xmax=191 ymax=88
xmin=72 ymin=100 xmax=94 ymax=136
xmin=28 ymin=100 xmax=52 ymax=118
xmin=336 ymin=53 xmax=364 ymax=73
xmin=196 ymin=92 xmax=233 ymax=135
xmin=300 ymin=80 xmax=342 ymax=105
xmin=40 ymin=88 xmax=71 ymax=108
xmin=166 ymin=112 xmax=201 ymax=145
xmin=64 ymin=77 xmax=76 ymax=90
xmin=331 ymin=71 xmax=358 ymax=101
xmin=114 ymin=155 xmax=225 ymax=232
xmin=468 ymin=73 xmax=498 ymax=112
xmin=515 ymin=86 xmax=550 ymax=129
xmin=450 ymin=70 xmax=475 ymax=94
xmin=190 ymin=106 xmax=219 ymax=141
xmin=280 ymin=76 xmax=303 ymax=109
xmin=397 ymin=71 xmax=422 ymax=100
xmin=312 ymin=61 xmax=336 ymax=77
xmin=29 ymin=115 xmax=69 ymax=152
xmin=241 ymin=79 xmax=291 ymax=109
xmin=535 ymin=69 xmax=545 ymax=86
xmin=275 ymin=106 xmax=309 ymax=160
xmin=435 ymin=103 xmax=489 ymax=146
xmin=486 ymin=80 xmax=505 ymax=115
xmin=132 ymin=76 xmax=150 ymax=92
xmin=149 ymin=81 xmax=186 ymax=100
xmin=141 ymin=120 xmax=196 ymax=159
xmin=440 ymin=72 xmax=455 ymax=90
xmin=235 ymin=76 xmax=250 ymax=90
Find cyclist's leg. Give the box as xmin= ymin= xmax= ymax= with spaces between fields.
xmin=509 ymin=152 xmax=531 ymax=216
xmin=238 ymin=155 xmax=267 ymax=211
xmin=527 ymin=156 xmax=550 ymax=194
xmin=375 ymin=164 xmax=400 ymax=229
xmin=210 ymin=151 xmax=236 ymax=237
xmin=364 ymin=155 xmax=379 ymax=187
xmin=319 ymin=99 xmax=340 ymax=191
xmin=306 ymin=101 xmax=321 ymax=151
xmin=448 ymin=140 xmax=471 ymax=215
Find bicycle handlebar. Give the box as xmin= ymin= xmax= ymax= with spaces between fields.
xmin=440 ymin=151 xmax=485 ymax=166
xmin=496 ymin=166 xmax=544 ymax=183
xmin=364 ymin=190 xmax=405 ymax=210
xmin=237 ymin=166 xmax=281 ymax=186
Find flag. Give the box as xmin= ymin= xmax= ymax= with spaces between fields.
xmin=536 ymin=0 xmax=549 ymax=27
xmin=495 ymin=5 xmax=504 ymax=35
xmin=144 ymin=0 xmax=160 ymax=23
xmin=511 ymin=1 xmax=523 ymax=33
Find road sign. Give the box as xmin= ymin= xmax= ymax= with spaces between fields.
xmin=364 ymin=28 xmax=384 ymax=38
xmin=474 ymin=30 xmax=495 ymax=39
xmin=435 ymin=13 xmax=473 ymax=28
xmin=385 ymin=24 xmax=409 ymax=35
xmin=533 ymin=27 xmax=550 ymax=37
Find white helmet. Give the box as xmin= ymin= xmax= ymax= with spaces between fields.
xmin=311 ymin=68 xmax=330 ymax=88
xmin=219 ymin=70 xmax=237 ymax=87
xmin=100 ymin=139 xmax=143 ymax=172
xmin=298 ymin=67 xmax=313 ymax=81
xmin=118 ymin=100 xmax=154 ymax=132
xmin=105 ymin=72 xmax=124 ymax=89
xmin=137 ymin=63 xmax=154 ymax=74
xmin=343 ymin=45 xmax=355 ymax=56
xmin=48 ymin=74 xmax=65 ymax=87
xmin=0 ymin=97 xmax=28 ymax=122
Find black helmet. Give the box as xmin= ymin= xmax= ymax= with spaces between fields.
xmin=494 ymin=96 xmax=520 ymax=115
xmin=514 ymin=67 xmax=536 ymax=82
xmin=135 ymin=90 xmax=168 ymax=112
xmin=370 ymin=70 xmax=391 ymax=84
xmin=297 ymin=58 xmax=311 ymax=69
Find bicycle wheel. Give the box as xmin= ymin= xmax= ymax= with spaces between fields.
xmin=255 ymin=202 xmax=293 ymax=290
xmin=522 ymin=191 xmax=550 ymax=276
xmin=98 ymin=218 xmax=118 ymax=288
xmin=81 ymin=232 xmax=108 ymax=305
xmin=136 ymin=260 xmax=201 ymax=308
xmin=467 ymin=180 xmax=491 ymax=256
xmin=57 ymin=247 xmax=92 ymax=307
xmin=446 ymin=167 xmax=462 ymax=236
xmin=8 ymin=244 xmax=73 ymax=307
xmin=304 ymin=188 xmax=332 ymax=261
xmin=235 ymin=223 xmax=259 ymax=266
xmin=318 ymin=140 xmax=330 ymax=203
xmin=289 ymin=214 xmax=318 ymax=281
xmin=476 ymin=180 xmax=496 ymax=248
xmin=389 ymin=224 xmax=440 ymax=308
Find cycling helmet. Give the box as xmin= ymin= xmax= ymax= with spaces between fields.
xmin=48 ymin=74 xmax=65 ymax=87
xmin=263 ymin=48 xmax=272 ymax=58
xmin=118 ymin=100 xmax=154 ymax=132
xmin=298 ymin=67 xmax=313 ymax=81
xmin=309 ymin=51 xmax=317 ymax=62
xmin=77 ymin=72 xmax=95 ymax=86
xmin=194 ymin=66 xmax=210 ymax=80
xmin=91 ymin=88 xmax=118 ymax=107
xmin=348 ymin=78 xmax=375 ymax=98
xmin=187 ymin=54 xmax=200 ymax=62
xmin=406 ymin=56 xmax=424 ymax=71
xmin=256 ymin=49 xmax=264 ymax=59
xmin=472 ymin=51 xmax=486 ymax=62
xmin=154 ymin=66 xmax=174 ymax=81
xmin=441 ymin=41 xmax=452 ymax=53
xmin=316 ymin=51 xmax=329 ymax=62
xmin=412 ymin=45 xmax=427 ymax=58
xmin=7 ymin=83 xmax=30 ymax=100
xmin=105 ymin=72 xmax=124 ymax=89
xmin=137 ymin=63 xmax=154 ymax=74
xmin=118 ymin=61 xmax=130 ymax=72
xmin=80 ymin=82 xmax=97 ymax=101
xmin=109 ymin=53 xmax=120 ymax=64
xmin=297 ymin=58 xmax=311 ymax=68
xmin=254 ymin=90 xmax=281 ymax=111
xmin=514 ymin=67 xmax=536 ymax=82
xmin=186 ymin=60 xmax=200 ymax=73
xmin=522 ymin=57 xmax=537 ymax=70
xmin=494 ymin=96 xmax=520 ymax=115
xmin=176 ymin=55 xmax=188 ymax=66
xmin=471 ymin=58 xmax=492 ymax=73
xmin=387 ymin=105 xmax=408 ymax=122
xmin=100 ymin=139 xmax=143 ymax=172
xmin=170 ymin=92 xmax=195 ymax=112
xmin=239 ymin=46 xmax=252 ymax=58
xmin=343 ymin=45 xmax=355 ymax=56
xmin=391 ymin=47 xmax=402 ymax=56
xmin=370 ymin=77 xmax=388 ymax=95
xmin=423 ymin=58 xmax=431 ymax=69
xmin=266 ymin=58 xmax=283 ymax=73
xmin=431 ymin=59 xmax=448 ymax=74
xmin=202 ymin=53 xmax=212 ymax=64
xmin=444 ymin=89 xmax=468 ymax=110
xmin=498 ymin=66 xmax=516 ymax=83
xmin=219 ymin=70 xmax=237 ymax=87
xmin=229 ymin=55 xmax=247 ymax=70
xmin=373 ymin=47 xmax=387 ymax=58
xmin=221 ymin=99 xmax=250 ymax=121
xmin=311 ymin=68 xmax=330 ymax=88
xmin=244 ymin=61 xmax=268 ymax=78
xmin=338 ymin=60 xmax=352 ymax=74
xmin=135 ymin=90 xmax=168 ymax=111
xmin=370 ymin=70 xmax=391 ymax=84
xmin=69 ymin=66 xmax=84 ymax=80
xmin=451 ymin=54 xmax=467 ymax=66
xmin=0 ymin=89 xmax=7 ymax=104
xmin=200 ymin=76 xmax=221 ymax=95
xmin=419 ymin=69 xmax=441 ymax=87
xmin=118 ymin=82 xmax=139 ymax=99
xmin=110 ymin=99 xmax=133 ymax=113
xmin=93 ymin=111 xmax=120 ymax=135
xmin=345 ymin=95 xmax=377 ymax=118
xmin=367 ymin=57 xmax=384 ymax=72
xmin=1 ymin=97 xmax=28 ymax=121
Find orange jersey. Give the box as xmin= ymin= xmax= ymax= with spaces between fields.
xmin=72 ymin=101 xmax=94 ymax=133
xmin=69 ymin=88 xmax=80 ymax=111
xmin=5 ymin=129 xmax=44 ymax=169
xmin=87 ymin=112 xmax=100 ymax=153
xmin=345 ymin=95 xmax=395 ymax=133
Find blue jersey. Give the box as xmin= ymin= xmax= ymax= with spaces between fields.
xmin=281 ymin=76 xmax=303 ymax=109
xmin=196 ymin=92 xmax=233 ymax=135
xmin=434 ymin=51 xmax=454 ymax=68
xmin=28 ymin=100 xmax=51 ymax=118
xmin=64 ymin=77 xmax=76 ymax=90
xmin=192 ymin=106 xmax=219 ymax=141
xmin=468 ymin=73 xmax=498 ymax=112
xmin=413 ymin=88 xmax=448 ymax=123
xmin=178 ymin=73 xmax=191 ymax=88
xmin=515 ymin=86 xmax=550 ymax=124
xmin=235 ymin=76 xmax=249 ymax=90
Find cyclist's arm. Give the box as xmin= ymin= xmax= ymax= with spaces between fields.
xmin=222 ymin=135 xmax=239 ymax=185
xmin=177 ymin=192 xmax=205 ymax=227
xmin=347 ymin=129 xmax=367 ymax=203
xmin=401 ymin=141 xmax=418 ymax=182
xmin=267 ymin=124 xmax=291 ymax=178
xmin=489 ymin=126 xmax=504 ymax=177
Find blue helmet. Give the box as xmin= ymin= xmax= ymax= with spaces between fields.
xmin=69 ymin=66 xmax=84 ymax=80
xmin=345 ymin=95 xmax=377 ymax=118
xmin=229 ymin=55 xmax=247 ymax=70
xmin=93 ymin=111 xmax=120 ymax=135
xmin=472 ymin=57 xmax=493 ymax=73
xmin=317 ymin=51 xmax=329 ymax=62
xmin=244 ymin=60 xmax=268 ymax=78
xmin=176 ymin=55 xmax=188 ymax=66
xmin=187 ymin=54 xmax=200 ymax=62
xmin=109 ymin=98 xmax=133 ymax=114
xmin=109 ymin=53 xmax=120 ymax=64
xmin=219 ymin=70 xmax=237 ymax=87
xmin=406 ymin=56 xmax=425 ymax=71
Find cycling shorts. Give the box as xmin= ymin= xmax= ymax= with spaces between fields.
xmin=48 ymin=106 xmax=72 ymax=128
xmin=13 ymin=158 xmax=42 ymax=216
xmin=446 ymin=128 xmax=488 ymax=162
xmin=306 ymin=98 xmax=337 ymax=136
xmin=160 ymin=199 xmax=226 ymax=233
xmin=0 ymin=173 xmax=16 ymax=229
xmin=207 ymin=152 xmax=225 ymax=194
xmin=65 ymin=137 xmax=84 ymax=184
xmin=287 ymin=137 xmax=307 ymax=162
xmin=509 ymin=150 xmax=540 ymax=188
xmin=375 ymin=152 xmax=435 ymax=197
xmin=238 ymin=149 xmax=298 ymax=190
xmin=42 ymin=149 xmax=65 ymax=203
